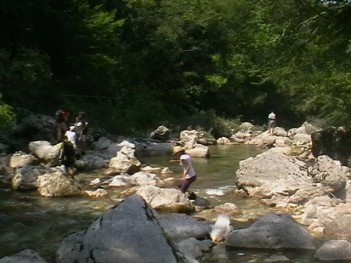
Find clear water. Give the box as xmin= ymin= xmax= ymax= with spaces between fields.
xmin=0 ymin=145 xmax=325 ymax=262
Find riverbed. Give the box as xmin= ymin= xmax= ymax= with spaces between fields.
xmin=0 ymin=145 xmax=324 ymax=262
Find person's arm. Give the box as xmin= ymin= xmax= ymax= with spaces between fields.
xmin=181 ymin=159 xmax=189 ymax=180
xmin=169 ymin=159 xmax=180 ymax=163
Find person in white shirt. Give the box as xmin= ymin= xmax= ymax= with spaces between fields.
xmin=170 ymin=147 xmax=197 ymax=193
xmin=65 ymin=126 xmax=77 ymax=149
xmin=74 ymin=112 xmax=88 ymax=155
xmin=268 ymin=111 xmax=276 ymax=135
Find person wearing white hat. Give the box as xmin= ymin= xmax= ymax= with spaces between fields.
xmin=170 ymin=147 xmax=197 ymax=194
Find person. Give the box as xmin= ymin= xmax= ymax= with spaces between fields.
xmin=170 ymin=146 xmax=197 ymax=194
xmin=55 ymin=108 xmax=68 ymax=142
xmin=267 ymin=110 xmax=276 ymax=135
xmin=65 ymin=125 xmax=78 ymax=155
xmin=57 ymin=135 xmax=77 ymax=176
xmin=74 ymin=111 xmax=88 ymax=155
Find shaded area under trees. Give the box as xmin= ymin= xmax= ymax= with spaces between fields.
xmin=1 ymin=0 xmax=351 ymax=134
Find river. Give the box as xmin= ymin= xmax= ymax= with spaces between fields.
xmin=0 ymin=145 xmax=322 ymax=262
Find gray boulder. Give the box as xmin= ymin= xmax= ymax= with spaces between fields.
xmin=57 ymin=194 xmax=187 ymax=263
xmin=226 ymin=213 xmax=315 ymax=250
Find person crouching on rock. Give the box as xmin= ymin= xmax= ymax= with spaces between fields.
xmin=58 ymin=135 xmax=77 ymax=176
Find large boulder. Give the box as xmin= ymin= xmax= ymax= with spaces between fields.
xmin=301 ymin=196 xmax=351 ymax=238
xmin=12 ymin=165 xmax=53 ymax=190
xmin=28 ymin=141 xmax=61 ymax=166
xmin=307 ymin=155 xmax=347 ymax=192
xmin=226 ymin=213 xmax=315 ymax=250
xmin=235 ymin=150 xmax=323 ymax=206
xmin=56 ymin=195 xmax=187 ymax=263
xmin=288 ymin=121 xmax=319 ymax=137
xmin=37 ymin=170 xmax=82 ymax=197
xmin=108 ymin=145 xmax=141 ymax=174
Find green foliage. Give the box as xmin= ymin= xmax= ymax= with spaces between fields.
xmin=1 ymin=0 xmax=351 ymax=136
xmin=0 ymin=47 xmax=52 ymax=110
xmin=0 ymin=94 xmax=16 ymax=129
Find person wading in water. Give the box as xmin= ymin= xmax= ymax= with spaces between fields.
xmin=170 ymin=146 xmax=197 ymax=199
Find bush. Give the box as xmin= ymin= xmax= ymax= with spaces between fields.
xmin=0 ymin=94 xmax=16 ymax=129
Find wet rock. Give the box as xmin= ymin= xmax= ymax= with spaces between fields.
xmin=226 ymin=213 xmax=315 ymax=250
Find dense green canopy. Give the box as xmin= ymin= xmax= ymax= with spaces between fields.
xmin=1 ymin=0 xmax=350 ymax=133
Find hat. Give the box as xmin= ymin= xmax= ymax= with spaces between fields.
xmin=172 ymin=146 xmax=185 ymax=155
xmin=69 ymin=126 xmax=75 ymax=131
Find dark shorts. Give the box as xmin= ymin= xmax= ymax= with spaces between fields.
xmin=178 ymin=176 xmax=196 ymax=193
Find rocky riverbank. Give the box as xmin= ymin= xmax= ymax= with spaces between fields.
xmin=1 ymin=113 xmax=351 ymax=262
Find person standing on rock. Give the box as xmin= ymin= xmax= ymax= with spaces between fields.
xmin=170 ymin=147 xmax=197 ymax=195
xmin=55 ymin=108 xmax=69 ymax=142
xmin=74 ymin=111 xmax=88 ymax=155
xmin=267 ymin=110 xmax=276 ymax=135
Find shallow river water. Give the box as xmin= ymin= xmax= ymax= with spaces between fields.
xmin=0 ymin=145 xmax=326 ymax=262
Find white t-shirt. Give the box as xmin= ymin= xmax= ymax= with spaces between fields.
xmin=180 ymin=154 xmax=196 ymax=179
xmin=65 ymin=130 xmax=76 ymax=145
xmin=268 ymin=112 xmax=276 ymax=120
xmin=75 ymin=121 xmax=83 ymax=136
